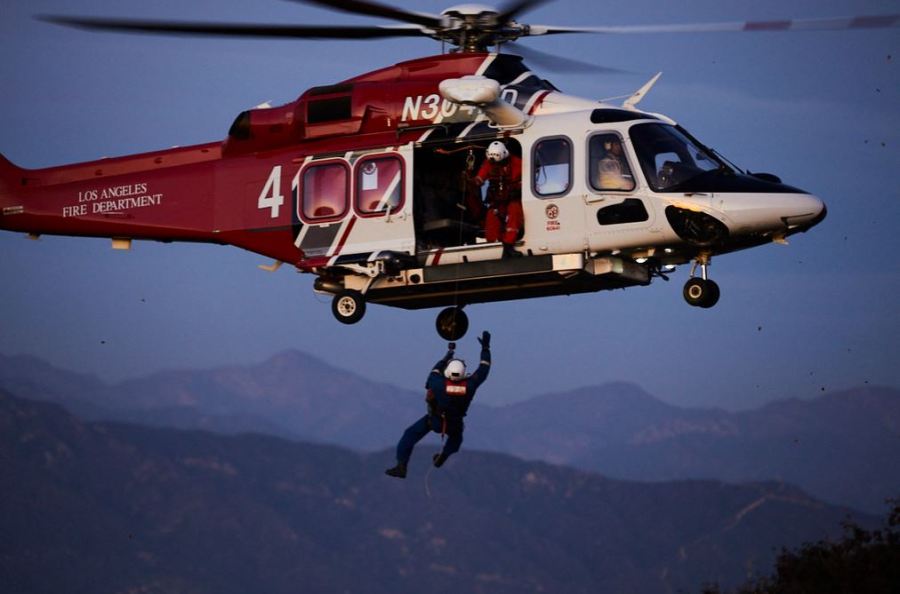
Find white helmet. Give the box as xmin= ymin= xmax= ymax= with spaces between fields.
xmin=486 ymin=141 xmax=509 ymax=163
xmin=444 ymin=359 xmax=467 ymax=381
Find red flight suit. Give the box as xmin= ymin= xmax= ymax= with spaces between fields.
xmin=476 ymin=155 xmax=523 ymax=245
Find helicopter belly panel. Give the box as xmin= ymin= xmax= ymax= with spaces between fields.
xmin=361 ymin=253 xmax=649 ymax=309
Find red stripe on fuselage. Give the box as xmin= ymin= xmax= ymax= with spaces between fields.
xmin=333 ymin=216 xmax=357 ymax=256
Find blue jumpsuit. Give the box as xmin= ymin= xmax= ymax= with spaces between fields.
xmin=395 ymin=346 xmax=491 ymax=465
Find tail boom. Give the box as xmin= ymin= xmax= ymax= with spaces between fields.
xmin=0 ymin=145 xmax=222 ymax=242
xmin=1 ymin=144 xmax=305 ymax=264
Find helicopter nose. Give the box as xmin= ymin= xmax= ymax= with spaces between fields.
xmin=782 ymin=193 xmax=827 ymax=232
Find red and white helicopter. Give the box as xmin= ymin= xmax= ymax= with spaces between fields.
xmin=3 ymin=0 xmax=890 ymax=340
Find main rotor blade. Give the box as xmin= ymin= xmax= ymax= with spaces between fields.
xmin=527 ymin=14 xmax=900 ymax=36
xmin=284 ymin=0 xmax=442 ymax=29
xmin=39 ymin=16 xmax=426 ymax=40
xmin=507 ymin=42 xmax=632 ymax=74
xmin=497 ymin=0 xmax=553 ymax=23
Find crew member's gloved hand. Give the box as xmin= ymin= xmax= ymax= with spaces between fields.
xmin=478 ymin=331 xmax=491 ymax=348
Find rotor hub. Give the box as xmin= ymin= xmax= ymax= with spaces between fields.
xmin=436 ymin=5 xmax=526 ymax=52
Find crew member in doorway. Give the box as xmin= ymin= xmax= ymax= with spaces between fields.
xmin=474 ymin=141 xmax=523 ymax=258
xmin=385 ymin=332 xmax=492 ymax=479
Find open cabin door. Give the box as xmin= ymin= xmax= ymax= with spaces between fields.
xmin=412 ymin=142 xmax=487 ymax=251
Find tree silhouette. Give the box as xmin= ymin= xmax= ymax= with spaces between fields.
xmin=702 ymin=499 xmax=900 ymax=594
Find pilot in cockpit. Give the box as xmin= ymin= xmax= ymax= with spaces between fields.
xmin=596 ymin=138 xmax=633 ymax=191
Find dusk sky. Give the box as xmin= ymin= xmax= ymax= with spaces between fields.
xmin=1 ymin=0 xmax=897 ymax=410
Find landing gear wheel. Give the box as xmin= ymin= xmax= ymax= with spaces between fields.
xmin=435 ymin=307 xmax=469 ymax=341
xmin=700 ymin=279 xmax=720 ymax=308
xmin=332 ymin=290 xmax=366 ymax=324
xmin=683 ymin=278 xmax=720 ymax=308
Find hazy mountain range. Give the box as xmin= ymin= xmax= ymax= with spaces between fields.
xmin=1 ymin=390 xmax=871 ymax=594
xmin=1 ymin=350 xmax=897 ymax=513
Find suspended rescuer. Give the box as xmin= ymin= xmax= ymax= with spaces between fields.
xmin=474 ymin=141 xmax=523 ymax=258
xmin=385 ymin=332 xmax=492 ymax=478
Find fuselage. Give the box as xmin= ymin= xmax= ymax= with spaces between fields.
xmin=0 ymin=52 xmax=825 ymax=311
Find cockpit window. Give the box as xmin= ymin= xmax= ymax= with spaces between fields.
xmin=630 ymin=124 xmax=725 ymax=191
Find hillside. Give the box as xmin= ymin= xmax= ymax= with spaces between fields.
xmin=3 ymin=351 xmax=898 ymax=512
xmin=0 ymin=390 xmax=868 ymax=594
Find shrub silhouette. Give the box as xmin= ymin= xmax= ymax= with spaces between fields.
xmin=702 ymin=499 xmax=900 ymax=594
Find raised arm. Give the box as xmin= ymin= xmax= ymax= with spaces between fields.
xmin=469 ymin=332 xmax=492 ymax=388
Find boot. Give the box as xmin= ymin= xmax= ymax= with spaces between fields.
xmin=502 ymin=243 xmax=521 ymax=259
xmin=385 ymin=462 xmax=407 ymax=479
xmin=432 ymin=453 xmax=448 ymax=468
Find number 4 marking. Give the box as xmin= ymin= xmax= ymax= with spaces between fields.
xmin=258 ymin=166 xmax=284 ymax=218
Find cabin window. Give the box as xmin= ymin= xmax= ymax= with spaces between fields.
xmin=356 ymin=155 xmax=403 ymax=215
xmin=301 ymin=161 xmax=349 ymax=221
xmin=596 ymin=199 xmax=649 ymax=225
xmin=589 ymin=133 xmax=635 ymax=192
xmin=532 ymin=137 xmax=572 ymax=197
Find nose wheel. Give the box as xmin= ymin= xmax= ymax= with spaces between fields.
xmin=435 ymin=306 xmax=469 ymax=341
xmin=683 ymin=277 xmax=720 ymax=308
xmin=683 ymin=256 xmax=720 ymax=308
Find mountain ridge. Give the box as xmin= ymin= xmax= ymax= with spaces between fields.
xmin=0 ymin=389 xmax=873 ymax=594
xmin=2 ymin=350 xmax=897 ymax=512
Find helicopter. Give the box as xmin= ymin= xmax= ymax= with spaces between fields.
xmin=2 ymin=1 xmax=889 ymax=341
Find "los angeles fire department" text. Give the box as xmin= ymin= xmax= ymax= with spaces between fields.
xmin=63 ymin=182 xmax=163 ymax=218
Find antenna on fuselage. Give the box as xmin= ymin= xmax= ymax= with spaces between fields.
xmin=623 ymin=72 xmax=662 ymax=110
